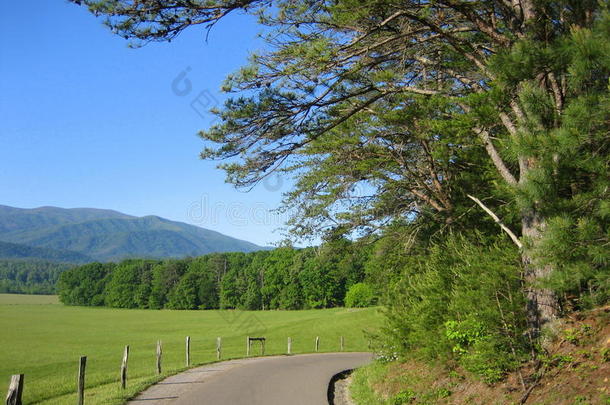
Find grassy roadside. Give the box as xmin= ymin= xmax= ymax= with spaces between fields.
xmin=0 ymin=294 xmax=381 ymax=404
xmin=349 ymin=308 xmax=610 ymax=405
xmin=350 ymin=361 xmax=388 ymax=405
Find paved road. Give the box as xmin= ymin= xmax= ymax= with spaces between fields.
xmin=128 ymin=352 xmax=372 ymax=405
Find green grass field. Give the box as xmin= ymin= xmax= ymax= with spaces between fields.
xmin=0 ymin=294 xmax=381 ymax=404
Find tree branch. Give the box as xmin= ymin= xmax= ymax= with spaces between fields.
xmin=477 ymin=128 xmax=518 ymax=185
xmin=467 ymin=194 xmax=523 ymax=248
xmin=460 ymin=100 xmax=518 ymax=186
xmin=439 ymin=0 xmax=512 ymax=47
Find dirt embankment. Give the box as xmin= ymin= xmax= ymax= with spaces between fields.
xmin=358 ymin=306 xmax=610 ymax=404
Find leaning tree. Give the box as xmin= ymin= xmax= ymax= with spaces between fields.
xmin=72 ymin=0 xmax=610 ymax=335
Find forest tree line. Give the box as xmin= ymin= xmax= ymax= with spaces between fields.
xmin=0 ymin=260 xmax=72 ymax=295
xmin=58 ymin=239 xmax=376 ymax=310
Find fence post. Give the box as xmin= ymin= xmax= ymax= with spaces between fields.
xmin=216 ymin=337 xmax=222 ymax=361
xmin=77 ymin=356 xmax=86 ymax=405
xmin=261 ymin=339 xmax=265 ymax=356
xmin=185 ymin=336 xmax=191 ymax=367
xmin=287 ymin=337 xmax=292 ymax=355
xmin=246 ymin=336 xmax=250 ymax=357
xmin=156 ymin=341 xmax=162 ymax=375
xmin=315 ymin=336 xmax=320 ymax=352
xmin=5 ymin=374 xmax=24 ymax=405
xmin=340 ymin=336 xmax=344 ymax=351
xmin=120 ymin=345 xmax=129 ymax=389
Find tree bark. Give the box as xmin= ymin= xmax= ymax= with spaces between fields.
xmin=521 ymin=209 xmax=559 ymax=334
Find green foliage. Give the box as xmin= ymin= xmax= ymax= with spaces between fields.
xmin=345 ymin=283 xmax=376 ymax=308
xmin=71 ymin=0 xmax=610 ymax=390
xmin=149 ymin=260 xmax=189 ymax=309
xmin=562 ymin=324 xmax=594 ymax=346
xmin=105 ymin=260 xmax=154 ymax=308
xmin=511 ymin=14 xmax=610 ymax=310
xmin=0 ymin=259 xmax=73 ymax=294
xmin=390 ymin=389 xmax=416 ymax=405
xmin=600 ymin=347 xmax=610 ymax=362
xmin=458 ymin=338 xmax=515 ymax=384
xmin=166 ymin=272 xmax=201 ymax=309
xmin=58 ymin=262 xmax=115 ymax=306
xmin=383 ymin=233 xmax=528 ymax=383
xmin=564 ymin=328 xmax=581 ymax=345
xmin=57 ymin=240 xmax=371 ymax=310
xmin=349 ymin=361 xmax=389 ymax=405
xmin=572 ymin=395 xmax=592 ymax=405
xmin=444 ymin=319 xmax=486 ymax=356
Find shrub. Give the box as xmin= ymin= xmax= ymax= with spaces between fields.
xmin=345 ymin=282 xmax=375 ymax=307
xmin=391 ymin=389 xmax=416 ymax=404
xmin=382 ymin=233 xmax=530 ymax=382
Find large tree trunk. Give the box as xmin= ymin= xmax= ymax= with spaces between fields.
xmin=521 ymin=210 xmax=559 ymax=335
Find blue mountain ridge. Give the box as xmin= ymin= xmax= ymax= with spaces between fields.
xmin=0 ymin=205 xmax=265 ymax=262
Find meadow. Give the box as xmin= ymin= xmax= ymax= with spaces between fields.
xmin=0 ymin=294 xmax=381 ymax=404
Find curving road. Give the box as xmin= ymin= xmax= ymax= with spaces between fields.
xmin=128 ymin=352 xmax=372 ymax=405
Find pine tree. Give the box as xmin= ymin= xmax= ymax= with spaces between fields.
xmin=72 ymin=0 xmax=610 ymax=336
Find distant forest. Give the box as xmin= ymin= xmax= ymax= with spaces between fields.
xmin=0 ymin=259 xmax=74 ymax=295
xmin=58 ymin=239 xmax=377 ymax=310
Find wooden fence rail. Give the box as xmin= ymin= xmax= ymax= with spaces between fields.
xmin=156 ymin=341 xmax=162 ymax=375
xmin=216 ymin=337 xmax=222 ymax=360
xmin=185 ymin=336 xmax=190 ymax=367
xmin=246 ymin=337 xmax=266 ymax=356
xmin=5 ymin=374 xmax=24 ymax=405
xmin=6 ymin=333 xmax=359 ymax=403
xmin=120 ymin=346 xmax=129 ymax=389
xmin=77 ymin=356 xmax=86 ymax=405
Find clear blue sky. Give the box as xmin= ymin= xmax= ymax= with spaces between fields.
xmin=0 ymin=1 xmax=293 ymax=247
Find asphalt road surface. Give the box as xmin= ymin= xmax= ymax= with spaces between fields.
xmin=128 ymin=352 xmax=373 ymax=405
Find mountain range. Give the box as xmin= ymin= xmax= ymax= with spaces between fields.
xmin=0 ymin=205 xmax=265 ymax=262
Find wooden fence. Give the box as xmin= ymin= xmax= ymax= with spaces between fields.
xmin=4 ymin=335 xmax=348 ymax=404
